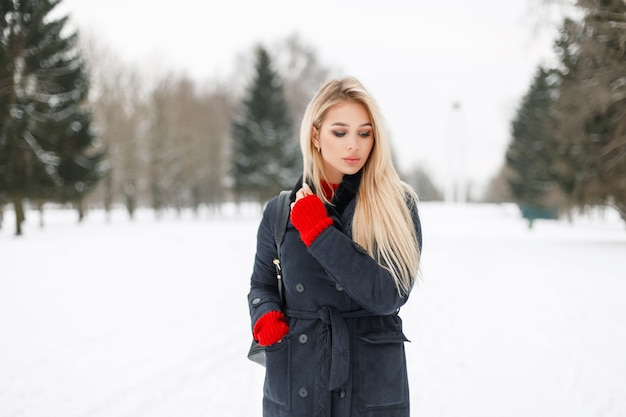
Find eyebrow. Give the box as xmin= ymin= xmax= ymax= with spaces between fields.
xmin=330 ymin=122 xmax=373 ymax=127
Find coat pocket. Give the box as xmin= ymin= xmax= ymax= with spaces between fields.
xmin=357 ymin=332 xmax=409 ymax=411
xmin=263 ymin=335 xmax=291 ymax=410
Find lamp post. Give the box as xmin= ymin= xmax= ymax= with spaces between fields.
xmin=446 ymin=101 xmax=466 ymax=204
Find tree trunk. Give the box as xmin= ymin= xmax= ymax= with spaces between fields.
xmin=103 ymin=170 xmax=113 ymax=223
xmin=614 ymin=202 xmax=626 ymax=229
xmin=13 ymin=197 xmax=25 ymax=236
xmin=38 ymin=201 xmax=44 ymax=228
xmin=124 ymin=181 xmax=137 ymax=220
xmin=76 ymin=199 xmax=85 ymax=223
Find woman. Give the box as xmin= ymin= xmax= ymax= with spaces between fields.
xmin=248 ymin=76 xmax=422 ymax=417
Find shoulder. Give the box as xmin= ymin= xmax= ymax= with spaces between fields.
xmin=266 ymin=190 xmax=292 ymax=209
xmin=262 ymin=190 xmax=293 ymax=222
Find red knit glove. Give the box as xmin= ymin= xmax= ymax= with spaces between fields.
xmin=290 ymin=194 xmax=334 ymax=246
xmin=253 ymin=311 xmax=290 ymax=346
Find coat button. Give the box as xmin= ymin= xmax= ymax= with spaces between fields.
xmin=251 ymin=298 xmax=261 ymax=305
xmin=335 ymin=283 xmax=344 ymax=291
xmin=299 ymin=334 xmax=308 ymax=344
xmin=299 ymin=387 xmax=308 ymax=398
xmin=338 ymin=388 xmax=346 ymax=399
xmin=296 ymin=283 xmax=305 ymax=293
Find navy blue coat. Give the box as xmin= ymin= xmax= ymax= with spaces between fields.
xmin=248 ymin=173 xmax=422 ymax=417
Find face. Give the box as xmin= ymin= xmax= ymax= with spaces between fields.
xmin=313 ymin=101 xmax=374 ymax=184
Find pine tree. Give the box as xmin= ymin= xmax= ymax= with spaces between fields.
xmin=231 ymin=46 xmax=300 ymax=204
xmin=551 ymin=0 xmax=626 ymax=223
xmin=0 ymin=0 xmax=106 ymax=234
xmin=506 ymin=67 xmax=563 ymax=209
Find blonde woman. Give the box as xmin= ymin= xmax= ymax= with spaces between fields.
xmin=248 ymin=76 xmax=422 ymax=417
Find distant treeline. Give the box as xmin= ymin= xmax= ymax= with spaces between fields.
xmin=2 ymin=0 xmax=624 ymax=236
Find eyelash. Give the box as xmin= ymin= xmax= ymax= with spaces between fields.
xmin=332 ymin=131 xmax=372 ymax=138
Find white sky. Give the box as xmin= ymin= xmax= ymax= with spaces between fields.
xmin=56 ymin=0 xmax=562 ymax=196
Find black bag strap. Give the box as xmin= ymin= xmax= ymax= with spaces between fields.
xmin=274 ymin=190 xmax=291 ymax=258
xmin=273 ymin=190 xmax=291 ymax=307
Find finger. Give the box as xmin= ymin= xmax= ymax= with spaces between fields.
xmin=295 ymin=188 xmax=306 ymax=201
xmin=302 ymin=183 xmax=312 ymax=195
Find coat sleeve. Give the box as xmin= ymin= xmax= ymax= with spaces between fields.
xmin=247 ymin=196 xmax=283 ymax=331
xmin=307 ymin=203 xmax=422 ymax=316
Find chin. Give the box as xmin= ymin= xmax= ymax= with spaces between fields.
xmin=342 ymin=168 xmax=362 ymax=176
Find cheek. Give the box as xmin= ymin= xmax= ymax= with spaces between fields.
xmin=321 ymin=137 xmax=340 ymax=155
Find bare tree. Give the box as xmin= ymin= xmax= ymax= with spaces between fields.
xmin=146 ymin=74 xmax=234 ymax=216
xmin=272 ymin=33 xmax=335 ymax=132
xmin=194 ymin=84 xmax=234 ymax=212
xmin=81 ymin=34 xmax=148 ymax=220
xmin=78 ymin=33 xmax=331 ymax=219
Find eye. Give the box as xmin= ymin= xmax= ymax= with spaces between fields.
xmin=358 ymin=131 xmax=372 ymax=138
xmin=332 ymin=131 xmax=346 ymax=137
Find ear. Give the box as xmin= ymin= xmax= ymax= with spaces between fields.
xmin=311 ymin=126 xmax=320 ymax=148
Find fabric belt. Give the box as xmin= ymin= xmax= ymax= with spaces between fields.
xmin=286 ymin=307 xmax=378 ymax=417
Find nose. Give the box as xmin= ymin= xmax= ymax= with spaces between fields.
xmin=347 ymin=135 xmax=358 ymax=151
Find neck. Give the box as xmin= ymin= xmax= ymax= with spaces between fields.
xmin=320 ymin=180 xmax=339 ymax=200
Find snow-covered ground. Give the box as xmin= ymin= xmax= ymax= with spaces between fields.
xmin=1 ymin=202 xmax=625 ymax=417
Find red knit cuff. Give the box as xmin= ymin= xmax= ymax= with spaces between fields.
xmin=253 ymin=311 xmax=289 ymax=346
xmin=290 ymin=194 xmax=333 ymax=246
xmin=300 ymin=217 xmax=333 ymax=246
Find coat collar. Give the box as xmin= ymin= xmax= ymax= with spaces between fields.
xmin=330 ymin=170 xmax=362 ymax=215
xmin=290 ymin=170 xmax=363 ymax=218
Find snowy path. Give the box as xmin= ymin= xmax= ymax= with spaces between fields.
xmin=1 ymin=203 xmax=625 ymax=417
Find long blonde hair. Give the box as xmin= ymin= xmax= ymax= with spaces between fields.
xmin=300 ymin=76 xmax=421 ymax=294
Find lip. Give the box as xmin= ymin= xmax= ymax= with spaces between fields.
xmin=343 ymin=157 xmax=361 ymax=165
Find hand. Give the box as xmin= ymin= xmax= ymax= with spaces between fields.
xmin=253 ymin=311 xmax=290 ymax=346
xmin=291 ymin=183 xmax=313 ymax=211
xmin=290 ymin=190 xmax=334 ymax=247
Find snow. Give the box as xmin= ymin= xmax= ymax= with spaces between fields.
xmin=1 ymin=202 xmax=625 ymax=417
